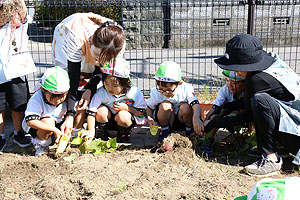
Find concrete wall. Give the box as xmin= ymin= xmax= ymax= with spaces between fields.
xmin=122 ymin=2 xmax=300 ymax=49
xmin=122 ymin=2 xmax=164 ymax=49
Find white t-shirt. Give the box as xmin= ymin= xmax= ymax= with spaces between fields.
xmin=213 ymin=85 xmax=244 ymax=107
xmin=146 ymin=82 xmax=198 ymax=110
xmin=88 ymin=86 xmax=147 ymax=115
xmin=0 ymin=16 xmax=33 ymax=84
xmin=22 ymin=90 xmax=67 ymax=133
xmin=52 ymin=13 xmax=125 ymax=73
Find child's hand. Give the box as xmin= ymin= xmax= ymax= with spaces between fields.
xmin=77 ymin=89 xmax=91 ymax=111
xmin=193 ymin=116 xmax=204 ymax=136
xmin=61 ymin=116 xmax=73 ymax=135
xmin=203 ymin=120 xmax=210 ymax=127
xmin=81 ymin=130 xmax=95 ymax=140
xmin=53 ymin=128 xmax=65 ymax=143
xmin=247 ymin=122 xmax=255 ymax=136
xmin=147 ymin=117 xmax=157 ymax=127
xmin=113 ymin=102 xmax=128 ymax=111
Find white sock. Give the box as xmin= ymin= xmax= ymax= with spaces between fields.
xmin=14 ymin=130 xmax=18 ymax=136
xmin=0 ymin=134 xmax=5 ymax=139
xmin=31 ymin=137 xmax=52 ymax=147
xmin=186 ymin=126 xmax=193 ymax=132
xmin=161 ymin=125 xmax=170 ymax=131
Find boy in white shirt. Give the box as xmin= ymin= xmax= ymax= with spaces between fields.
xmin=22 ymin=66 xmax=70 ymax=156
xmin=201 ymin=70 xmax=246 ymax=153
xmin=146 ymin=61 xmax=203 ymax=143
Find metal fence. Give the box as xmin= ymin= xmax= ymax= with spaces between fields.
xmin=25 ymin=0 xmax=300 ymax=95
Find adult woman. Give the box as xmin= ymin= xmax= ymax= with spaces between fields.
xmin=213 ymin=33 xmax=300 ymax=176
xmin=52 ymin=13 xmax=125 ymax=134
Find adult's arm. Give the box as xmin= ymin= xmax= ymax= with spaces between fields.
xmin=204 ymin=113 xmax=249 ymax=133
xmin=66 ymin=60 xmax=81 ymax=116
xmin=84 ymin=66 xmax=102 ymax=95
xmin=204 ymin=71 xmax=295 ymax=133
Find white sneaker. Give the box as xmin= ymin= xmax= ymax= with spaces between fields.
xmin=244 ymin=155 xmax=282 ymax=177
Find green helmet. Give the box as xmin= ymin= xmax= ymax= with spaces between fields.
xmin=222 ymin=70 xmax=245 ymax=81
xmin=155 ymin=61 xmax=181 ymax=82
xmin=40 ymin=66 xmax=70 ymax=94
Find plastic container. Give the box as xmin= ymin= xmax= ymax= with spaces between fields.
xmin=150 ymin=125 xmax=159 ymax=136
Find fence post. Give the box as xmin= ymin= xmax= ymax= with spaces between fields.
xmin=162 ymin=0 xmax=171 ymax=48
xmin=247 ymin=0 xmax=255 ymax=35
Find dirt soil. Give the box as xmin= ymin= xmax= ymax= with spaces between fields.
xmin=0 ymin=132 xmax=299 ymax=200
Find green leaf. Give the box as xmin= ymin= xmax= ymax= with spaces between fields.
xmin=79 ymin=144 xmax=86 ymax=153
xmin=107 ymin=148 xmax=116 ymax=153
xmin=107 ymin=137 xmax=117 ymax=148
xmin=71 ymin=137 xmax=83 ymax=145
xmin=87 ymin=140 xmax=100 ymax=150
xmin=74 ymin=136 xmax=119 ymax=155
xmin=98 ymin=140 xmax=106 ymax=147
xmin=63 ymin=153 xmax=78 ymax=162
xmin=77 ymin=129 xmax=84 ymax=137
xmin=94 ymin=150 xmax=105 ymax=155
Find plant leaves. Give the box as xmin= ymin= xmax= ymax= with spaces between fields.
xmin=71 ymin=137 xmax=83 ymax=145
xmin=107 ymin=148 xmax=116 ymax=153
xmin=108 ymin=137 xmax=117 ymax=148
xmin=79 ymin=144 xmax=86 ymax=153
xmin=77 ymin=129 xmax=84 ymax=137
xmin=94 ymin=149 xmax=105 ymax=155
xmin=74 ymin=136 xmax=118 ymax=155
xmin=63 ymin=153 xmax=78 ymax=162
xmin=87 ymin=140 xmax=100 ymax=150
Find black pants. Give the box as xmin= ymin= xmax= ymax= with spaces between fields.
xmin=251 ymin=93 xmax=300 ymax=155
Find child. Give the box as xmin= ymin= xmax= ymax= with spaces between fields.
xmin=84 ymin=58 xmax=147 ymax=143
xmin=22 ymin=66 xmax=70 ymax=156
xmin=201 ymin=70 xmax=247 ymax=153
xmin=146 ymin=61 xmax=203 ymax=143
xmin=0 ymin=0 xmax=36 ymax=151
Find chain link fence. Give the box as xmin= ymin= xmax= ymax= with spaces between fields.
xmin=25 ymin=0 xmax=300 ymax=95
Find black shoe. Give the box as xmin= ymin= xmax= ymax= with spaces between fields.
xmin=117 ymin=134 xmax=130 ymax=143
xmin=185 ymin=128 xmax=194 ymax=137
xmin=117 ymin=126 xmax=131 ymax=143
xmin=0 ymin=137 xmax=6 ymax=152
xmin=158 ymin=129 xmax=171 ymax=143
xmin=200 ymin=137 xmax=215 ymax=154
xmin=95 ymin=126 xmax=109 ymax=141
xmin=13 ymin=130 xmax=31 ymax=148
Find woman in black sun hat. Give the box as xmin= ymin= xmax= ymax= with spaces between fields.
xmin=213 ymin=33 xmax=300 ymax=176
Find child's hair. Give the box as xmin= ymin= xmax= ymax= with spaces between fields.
xmin=89 ymin=24 xmax=125 ymax=65
xmin=41 ymin=88 xmax=68 ymax=101
xmin=156 ymin=80 xmax=179 ymax=87
xmin=102 ymin=73 xmax=131 ymax=94
xmin=0 ymin=0 xmax=27 ymax=28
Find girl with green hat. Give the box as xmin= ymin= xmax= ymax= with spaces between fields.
xmin=22 ymin=66 xmax=70 ymax=156
xmin=84 ymin=58 xmax=147 ymax=143
xmin=146 ymin=61 xmax=203 ymax=143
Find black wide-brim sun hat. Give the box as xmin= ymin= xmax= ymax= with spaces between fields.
xmin=214 ymin=34 xmax=275 ymax=72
